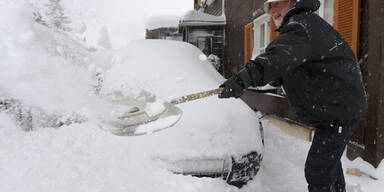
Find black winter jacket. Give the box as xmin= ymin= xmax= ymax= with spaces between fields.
xmin=241 ymin=0 xmax=367 ymax=124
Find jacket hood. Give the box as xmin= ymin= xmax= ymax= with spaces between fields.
xmin=294 ymin=0 xmax=321 ymax=12
xmin=278 ymin=0 xmax=320 ymax=30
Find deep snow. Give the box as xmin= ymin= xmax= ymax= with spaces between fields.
xmin=1 ymin=1 xmax=383 ymax=192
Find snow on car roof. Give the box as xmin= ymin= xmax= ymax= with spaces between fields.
xmin=102 ymin=39 xmax=224 ymax=97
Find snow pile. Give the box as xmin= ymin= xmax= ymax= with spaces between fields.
xmin=145 ymin=99 xmax=166 ymax=116
xmin=199 ymin=53 xmax=208 ymax=61
xmin=0 ymin=2 xmax=93 ymax=113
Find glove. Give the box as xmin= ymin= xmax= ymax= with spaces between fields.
xmin=219 ymin=62 xmax=263 ymax=99
xmin=218 ymin=75 xmax=246 ymax=99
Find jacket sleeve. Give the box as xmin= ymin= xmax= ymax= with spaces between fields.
xmin=243 ymin=21 xmax=312 ymax=87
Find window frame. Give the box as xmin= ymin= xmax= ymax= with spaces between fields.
xmin=317 ymin=0 xmax=334 ymax=25
xmin=319 ymin=0 xmax=325 ymax=18
xmin=252 ymin=14 xmax=271 ymax=58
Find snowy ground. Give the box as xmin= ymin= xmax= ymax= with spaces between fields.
xmin=256 ymin=119 xmax=384 ymax=192
xmin=2 ymin=111 xmax=383 ymax=192
xmin=1 ymin=1 xmax=383 ymax=192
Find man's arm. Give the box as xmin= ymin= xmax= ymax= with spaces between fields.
xmin=247 ymin=21 xmax=311 ymax=86
xmin=219 ymin=21 xmax=311 ymax=98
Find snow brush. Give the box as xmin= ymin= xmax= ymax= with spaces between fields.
xmin=99 ymin=88 xmax=224 ymax=136
xmin=169 ymin=88 xmax=224 ymax=105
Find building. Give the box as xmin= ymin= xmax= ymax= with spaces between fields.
xmin=145 ymin=11 xmax=183 ymax=41
xmin=145 ymin=4 xmax=226 ymax=74
xmin=179 ymin=0 xmax=226 ymax=74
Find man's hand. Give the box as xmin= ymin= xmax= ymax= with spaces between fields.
xmin=218 ymin=64 xmax=262 ymax=99
xmin=218 ymin=75 xmax=245 ymax=99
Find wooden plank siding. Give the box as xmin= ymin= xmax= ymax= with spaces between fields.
xmin=348 ymin=0 xmax=369 ymax=162
xmin=224 ymin=0 xmax=263 ymax=77
xmin=346 ymin=0 xmax=384 ymax=168
xmin=363 ymin=0 xmax=384 ymax=167
xmin=244 ymin=23 xmax=254 ymax=66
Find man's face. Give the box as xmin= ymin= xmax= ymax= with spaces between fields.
xmin=268 ymin=0 xmax=294 ymax=27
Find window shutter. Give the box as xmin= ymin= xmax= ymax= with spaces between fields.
xmin=269 ymin=20 xmax=280 ymax=42
xmin=333 ymin=0 xmax=361 ymax=57
xmin=244 ymin=22 xmax=254 ymax=66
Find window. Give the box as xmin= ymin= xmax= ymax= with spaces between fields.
xmin=197 ymin=36 xmax=213 ymax=55
xmin=253 ymin=14 xmax=270 ymax=57
xmin=318 ymin=0 xmax=334 ymax=25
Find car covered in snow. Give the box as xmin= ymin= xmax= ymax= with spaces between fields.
xmin=100 ymin=39 xmax=264 ymax=187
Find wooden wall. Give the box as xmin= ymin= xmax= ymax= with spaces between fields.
xmin=347 ymin=0 xmax=384 ymax=168
xmin=223 ymin=0 xmax=264 ymax=77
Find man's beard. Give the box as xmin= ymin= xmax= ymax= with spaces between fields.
xmin=273 ymin=18 xmax=282 ymax=27
xmin=271 ymin=13 xmax=283 ymax=27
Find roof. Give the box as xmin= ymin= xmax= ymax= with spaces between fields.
xmin=204 ymin=0 xmax=223 ymax=16
xmin=179 ymin=10 xmax=226 ymax=27
xmin=144 ymin=11 xmax=185 ymax=30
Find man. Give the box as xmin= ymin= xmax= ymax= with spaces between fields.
xmin=218 ymin=0 xmax=368 ymax=191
